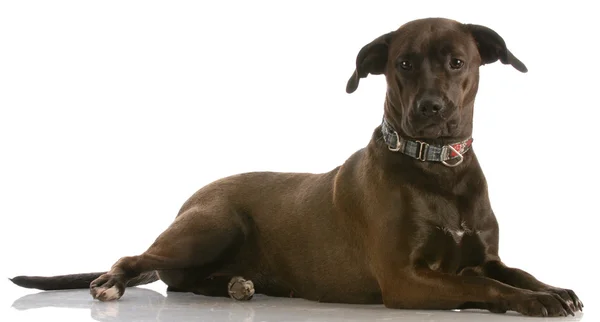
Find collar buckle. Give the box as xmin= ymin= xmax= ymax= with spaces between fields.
xmin=415 ymin=140 xmax=429 ymax=161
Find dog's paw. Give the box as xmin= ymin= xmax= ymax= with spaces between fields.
xmin=90 ymin=274 xmax=125 ymax=301
xmin=511 ymin=291 xmax=574 ymax=317
xmin=228 ymin=276 xmax=255 ymax=301
xmin=545 ymin=287 xmax=583 ymax=312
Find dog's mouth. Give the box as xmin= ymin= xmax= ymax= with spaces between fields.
xmin=390 ymin=98 xmax=464 ymax=140
xmin=404 ymin=118 xmax=460 ymax=140
xmin=397 ymin=98 xmax=463 ymax=139
xmin=416 ymin=123 xmax=448 ymax=138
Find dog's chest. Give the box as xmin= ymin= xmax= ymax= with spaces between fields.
xmin=436 ymin=221 xmax=479 ymax=244
xmin=419 ymin=223 xmax=486 ymax=273
xmin=412 ymin=196 xmax=488 ymax=273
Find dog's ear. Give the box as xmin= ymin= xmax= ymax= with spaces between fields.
xmin=346 ymin=32 xmax=394 ymax=93
xmin=465 ymin=24 xmax=528 ymax=73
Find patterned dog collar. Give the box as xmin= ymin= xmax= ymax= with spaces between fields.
xmin=381 ymin=119 xmax=473 ymax=167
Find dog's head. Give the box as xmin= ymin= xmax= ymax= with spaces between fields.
xmin=347 ymin=18 xmax=527 ymax=141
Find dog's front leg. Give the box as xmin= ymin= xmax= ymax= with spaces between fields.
xmin=464 ymin=260 xmax=583 ymax=312
xmin=377 ymin=268 xmax=575 ymax=316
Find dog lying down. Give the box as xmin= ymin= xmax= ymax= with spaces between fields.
xmin=11 ymin=17 xmax=582 ymax=317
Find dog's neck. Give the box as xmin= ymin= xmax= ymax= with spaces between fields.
xmin=380 ymin=119 xmax=473 ymax=168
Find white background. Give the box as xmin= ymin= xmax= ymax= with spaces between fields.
xmin=1 ymin=0 xmax=598 ymax=321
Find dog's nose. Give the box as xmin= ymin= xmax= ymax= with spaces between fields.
xmin=417 ymin=98 xmax=445 ymax=117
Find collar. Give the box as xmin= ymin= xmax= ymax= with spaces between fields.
xmin=380 ymin=119 xmax=473 ymax=167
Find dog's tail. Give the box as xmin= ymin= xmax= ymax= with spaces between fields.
xmin=9 ymin=271 xmax=159 ymax=291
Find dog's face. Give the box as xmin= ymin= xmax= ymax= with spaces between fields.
xmin=347 ymin=18 xmax=527 ymax=141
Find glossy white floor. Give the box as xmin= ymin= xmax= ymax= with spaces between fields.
xmin=3 ymin=280 xmax=593 ymax=322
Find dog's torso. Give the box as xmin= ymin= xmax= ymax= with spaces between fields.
xmin=174 ymin=128 xmax=499 ymax=303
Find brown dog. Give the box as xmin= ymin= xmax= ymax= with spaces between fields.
xmin=11 ymin=17 xmax=583 ymax=317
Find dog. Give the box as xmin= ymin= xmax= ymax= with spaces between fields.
xmin=11 ymin=17 xmax=583 ymax=317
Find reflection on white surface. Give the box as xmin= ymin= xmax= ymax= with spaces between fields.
xmin=7 ymin=286 xmax=586 ymax=322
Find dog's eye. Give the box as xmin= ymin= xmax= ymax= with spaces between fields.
xmin=449 ymin=58 xmax=464 ymax=69
xmin=398 ymin=61 xmax=413 ymax=71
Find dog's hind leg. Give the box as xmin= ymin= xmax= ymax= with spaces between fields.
xmin=167 ymin=275 xmax=255 ymax=301
xmin=227 ymin=276 xmax=255 ymax=301
xmin=90 ymin=204 xmax=249 ymax=301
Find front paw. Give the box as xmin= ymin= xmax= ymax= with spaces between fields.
xmin=510 ymin=291 xmax=575 ymax=317
xmin=545 ymin=287 xmax=583 ymax=313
